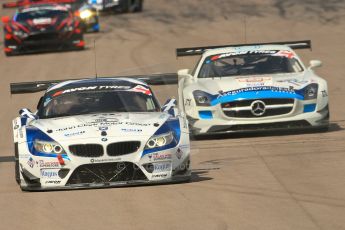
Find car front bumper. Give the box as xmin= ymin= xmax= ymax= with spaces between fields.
xmin=18 ymin=143 xmax=191 ymax=191
xmin=4 ymin=33 xmax=84 ymax=55
xmin=189 ymin=103 xmax=330 ymax=136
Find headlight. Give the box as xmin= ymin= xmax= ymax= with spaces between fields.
xmin=193 ymin=90 xmax=212 ymax=106
xmin=304 ymin=83 xmax=318 ymax=100
xmin=80 ymin=10 xmax=93 ymax=19
xmin=63 ymin=25 xmax=74 ymax=32
xmin=145 ymin=132 xmax=174 ymax=149
xmin=34 ymin=140 xmax=65 ymax=155
xmin=13 ymin=30 xmax=27 ymax=38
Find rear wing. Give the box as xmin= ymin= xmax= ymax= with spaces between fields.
xmin=2 ymin=0 xmax=76 ymax=8
xmin=176 ymin=40 xmax=312 ymax=57
xmin=10 ymin=73 xmax=178 ymax=94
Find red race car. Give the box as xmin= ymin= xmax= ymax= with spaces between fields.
xmin=2 ymin=3 xmax=85 ymax=56
xmin=2 ymin=0 xmax=75 ymax=8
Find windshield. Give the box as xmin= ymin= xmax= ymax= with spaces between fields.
xmin=39 ymin=90 xmax=160 ymax=119
xmin=16 ymin=9 xmax=69 ymax=21
xmin=198 ymin=50 xmax=304 ymax=78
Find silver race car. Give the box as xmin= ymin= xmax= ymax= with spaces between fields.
xmin=176 ymin=41 xmax=329 ymax=136
xmin=11 ymin=75 xmax=190 ymax=191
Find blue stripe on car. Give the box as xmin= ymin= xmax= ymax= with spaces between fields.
xmin=211 ymin=89 xmax=304 ymax=106
xmin=141 ymin=118 xmax=181 ymax=157
xmin=26 ymin=127 xmax=69 ymax=160
xmin=199 ymin=111 xmax=213 ymax=119
xmin=304 ymin=104 xmax=316 ymax=113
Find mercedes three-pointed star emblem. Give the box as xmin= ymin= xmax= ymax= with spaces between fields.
xmin=251 ymin=100 xmax=266 ymax=116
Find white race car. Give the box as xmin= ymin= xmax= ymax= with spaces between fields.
xmin=176 ymin=41 xmax=329 ymax=136
xmin=11 ymin=76 xmax=190 ymax=191
xmin=88 ymin=0 xmax=143 ymax=12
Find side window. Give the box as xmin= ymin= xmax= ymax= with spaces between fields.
xmin=37 ymin=96 xmax=43 ymax=110
xmin=191 ymin=56 xmax=203 ymax=76
xmin=289 ymin=59 xmax=304 ymax=72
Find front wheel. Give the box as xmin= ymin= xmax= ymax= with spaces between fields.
xmin=120 ymin=0 xmax=143 ymax=13
xmin=14 ymin=143 xmax=20 ymax=184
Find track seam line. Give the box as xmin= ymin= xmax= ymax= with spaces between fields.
xmin=251 ymin=145 xmax=324 ymax=230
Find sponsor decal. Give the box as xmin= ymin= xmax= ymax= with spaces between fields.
xmin=19 ymin=128 xmax=24 ymax=138
xmin=93 ymin=118 xmax=119 ymax=123
xmin=210 ymin=50 xmax=278 ymax=61
xmin=52 ymin=85 xmax=140 ymax=97
xmin=149 ymin=153 xmax=172 ymax=162
xmin=151 ymin=162 xmax=172 ymax=180
xmin=277 ymin=79 xmax=309 ymax=86
xmin=130 ymin=85 xmax=152 ymax=96
xmin=274 ymin=50 xmax=295 ymax=59
xmin=90 ymin=158 xmax=121 ymax=163
xmin=64 ymin=130 xmax=85 ymax=137
xmin=45 ymin=180 xmax=61 ymax=185
xmin=98 ymin=86 xmax=131 ymax=90
xmin=153 ymin=162 xmax=171 ymax=172
xmin=55 ymin=121 xmax=151 ymax=132
xmin=19 ymin=153 xmax=31 ymax=159
xmin=236 ymin=77 xmax=272 ymax=83
xmin=33 ymin=18 xmax=52 ymax=25
xmin=52 ymin=86 xmax=98 ymax=97
xmin=22 ymin=5 xmax=68 ymax=13
xmin=185 ymin=99 xmax=192 ymax=106
xmin=40 ymin=160 xmax=59 ymax=168
xmin=176 ymin=148 xmax=183 ymax=159
xmin=152 ymin=174 xmax=168 ymax=179
xmin=237 ymin=77 xmax=272 ymax=87
xmin=322 ymin=90 xmax=328 ymax=97
xmin=40 ymin=169 xmax=60 ymax=179
xmin=217 ymin=86 xmax=296 ymax=99
xmin=121 ymin=128 xmax=142 ymax=132
xmin=27 ymin=157 xmax=35 ymax=168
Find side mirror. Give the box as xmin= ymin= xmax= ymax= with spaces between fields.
xmin=178 ymin=69 xmax=189 ymax=76
xmin=19 ymin=108 xmax=37 ymax=119
xmin=1 ymin=16 xmax=10 ymax=24
xmin=309 ymin=60 xmax=322 ymax=69
xmin=162 ymin=98 xmax=177 ymax=116
xmin=178 ymin=69 xmax=194 ymax=83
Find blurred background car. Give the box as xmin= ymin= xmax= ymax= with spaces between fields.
xmin=2 ymin=3 xmax=85 ymax=56
xmin=2 ymin=0 xmax=100 ymax=33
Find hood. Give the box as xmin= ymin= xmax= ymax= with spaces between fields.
xmin=31 ymin=113 xmax=171 ymax=142
xmin=197 ymin=71 xmax=317 ymax=94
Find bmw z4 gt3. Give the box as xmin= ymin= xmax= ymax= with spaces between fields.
xmin=11 ymin=77 xmax=190 ymax=191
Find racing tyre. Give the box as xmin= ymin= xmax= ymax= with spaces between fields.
xmin=133 ymin=0 xmax=143 ymax=12
xmin=120 ymin=0 xmax=131 ymax=13
xmin=120 ymin=0 xmax=143 ymax=13
xmin=15 ymin=161 xmax=20 ymax=185
xmin=14 ymin=143 xmax=20 ymax=184
xmin=5 ymin=51 xmax=15 ymax=57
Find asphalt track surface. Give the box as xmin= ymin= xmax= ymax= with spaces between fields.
xmin=1 ymin=1 xmax=345 ymax=229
